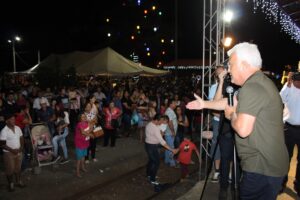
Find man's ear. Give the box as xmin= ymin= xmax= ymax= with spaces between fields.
xmin=240 ymin=60 xmax=250 ymax=71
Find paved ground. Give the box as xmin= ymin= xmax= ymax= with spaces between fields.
xmin=179 ymin=146 xmax=300 ymax=200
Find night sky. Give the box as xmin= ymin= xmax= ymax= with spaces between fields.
xmin=0 ymin=0 xmax=299 ymax=74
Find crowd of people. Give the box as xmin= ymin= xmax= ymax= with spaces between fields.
xmin=0 ymin=74 xmax=203 ymax=191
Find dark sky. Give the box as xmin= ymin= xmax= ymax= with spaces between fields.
xmin=0 ymin=0 xmax=299 ymax=74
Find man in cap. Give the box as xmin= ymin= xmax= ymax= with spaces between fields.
xmin=0 ymin=113 xmax=25 ymax=191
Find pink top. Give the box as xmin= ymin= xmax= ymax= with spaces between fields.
xmin=103 ymin=107 xmax=121 ymax=129
xmin=74 ymin=121 xmax=90 ymax=149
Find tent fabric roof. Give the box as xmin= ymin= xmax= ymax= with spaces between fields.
xmin=24 ymin=47 xmax=169 ymax=76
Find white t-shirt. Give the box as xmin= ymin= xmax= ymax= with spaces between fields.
xmin=0 ymin=125 xmax=23 ymax=152
xmin=165 ymin=107 xmax=178 ymax=135
xmin=280 ymin=83 xmax=300 ymax=125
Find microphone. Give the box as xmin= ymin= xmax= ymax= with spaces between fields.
xmin=226 ymin=86 xmax=234 ymax=106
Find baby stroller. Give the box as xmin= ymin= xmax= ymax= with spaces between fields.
xmin=29 ymin=123 xmax=56 ymax=167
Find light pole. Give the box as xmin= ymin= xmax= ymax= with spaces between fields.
xmin=8 ymin=36 xmax=21 ymax=72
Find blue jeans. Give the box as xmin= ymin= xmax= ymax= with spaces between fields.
xmin=164 ymin=134 xmax=175 ymax=166
xmin=240 ymin=171 xmax=284 ymax=200
xmin=210 ymin=119 xmax=220 ymax=161
xmin=145 ymin=143 xmax=160 ymax=182
xmin=52 ymin=128 xmax=68 ymax=159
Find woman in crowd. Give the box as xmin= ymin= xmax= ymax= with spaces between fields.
xmin=103 ymin=101 xmax=122 ymax=147
xmin=175 ymin=106 xmax=189 ymax=148
xmin=84 ymin=97 xmax=98 ymax=163
xmin=137 ymin=92 xmax=149 ymax=142
xmin=74 ymin=113 xmax=94 ymax=178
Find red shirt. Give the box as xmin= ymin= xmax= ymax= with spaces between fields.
xmin=15 ymin=113 xmax=25 ymax=129
xmin=74 ymin=121 xmax=90 ymax=149
xmin=178 ymin=139 xmax=197 ymax=164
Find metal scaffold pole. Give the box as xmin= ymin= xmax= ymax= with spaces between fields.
xmin=200 ymin=0 xmax=226 ymax=180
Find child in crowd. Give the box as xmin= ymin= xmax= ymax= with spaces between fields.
xmin=177 ymin=137 xmax=200 ymax=181
xmin=74 ymin=113 xmax=94 ymax=178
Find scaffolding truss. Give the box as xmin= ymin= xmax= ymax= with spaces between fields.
xmin=199 ymin=0 xmax=226 ymax=179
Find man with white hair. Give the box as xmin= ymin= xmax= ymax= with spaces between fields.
xmin=187 ymin=42 xmax=289 ymax=199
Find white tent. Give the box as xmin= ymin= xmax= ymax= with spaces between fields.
xmin=24 ymin=47 xmax=169 ymax=76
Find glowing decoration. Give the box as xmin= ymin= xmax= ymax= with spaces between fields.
xmin=106 ymin=18 xmax=110 ymax=23
xmin=137 ymin=31 xmax=141 ymax=34
xmin=158 ymin=61 xmax=162 ymax=65
xmin=147 ymin=52 xmax=151 ymax=56
xmin=144 ymin=15 xmax=147 ymax=19
xmin=107 ymin=33 xmax=111 ymax=37
xmin=246 ymin=0 xmax=300 ymax=44
xmin=137 ymin=0 xmax=141 ymax=6
xmin=136 ymin=25 xmax=140 ymax=30
xmin=152 ymin=6 xmax=156 ymax=11
xmin=146 ymin=47 xmax=150 ymax=51
xmin=161 ymin=39 xmax=165 ymax=43
xmin=144 ymin=43 xmax=147 ymax=46
xmin=158 ymin=11 xmax=162 ymax=16
xmin=131 ymin=35 xmax=135 ymax=40
xmin=144 ymin=10 xmax=148 ymax=14
xmin=153 ymin=27 xmax=158 ymax=32
xmin=170 ymin=39 xmax=174 ymax=43
xmin=162 ymin=51 xmax=166 ymax=55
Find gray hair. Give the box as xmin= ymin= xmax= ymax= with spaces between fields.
xmin=227 ymin=42 xmax=262 ymax=69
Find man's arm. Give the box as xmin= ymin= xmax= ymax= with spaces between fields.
xmin=168 ymin=120 xmax=176 ymax=136
xmin=0 ymin=140 xmax=19 ymax=154
xmin=225 ymin=104 xmax=256 ymax=138
xmin=186 ymin=94 xmax=227 ymax=111
xmin=213 ymin=70 xmax=227 ymax=101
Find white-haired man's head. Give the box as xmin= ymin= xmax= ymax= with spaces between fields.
xmin=227 ymin=42 xmax=262 ymax=69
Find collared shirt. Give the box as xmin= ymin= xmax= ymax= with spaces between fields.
xmin=0 ymin=125 xmax=23 ymax=152
xmin=280 ymin=83 xmax=300 ymax=125
xmin=165 ymin=107 xmax=178 ymax=136
xmin=145 ymin=121 xmax=166 ymax=146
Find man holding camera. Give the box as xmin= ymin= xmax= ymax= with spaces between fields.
xmin=280 ymin=71 xmax=300 ymax=196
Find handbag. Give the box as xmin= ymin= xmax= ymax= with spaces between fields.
xmin=93 ymin=126 xmax=104 ymax=138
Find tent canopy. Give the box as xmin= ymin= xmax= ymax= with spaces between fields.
xmin=24 ymin=47 xmax=168 ymax=76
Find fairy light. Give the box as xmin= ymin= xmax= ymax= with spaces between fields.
xmin=246 ymin=0 xmax=300 ymax=44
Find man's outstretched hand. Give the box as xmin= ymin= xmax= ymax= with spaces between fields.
xmin=186 ymin=93 xmax=205 ymax=110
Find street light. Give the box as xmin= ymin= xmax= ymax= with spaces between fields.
xmin=222 ymin=36 xmax=233 ymax=48
xmin=8 ymin=36 xmax=22 ymax=72
xmin=223 ymin=10 xmax=234 ymax=23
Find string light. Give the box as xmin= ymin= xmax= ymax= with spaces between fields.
xmin=106 ymin=18 xmax=110 ymax=23
xmin=246 ymin=0 xmax=300 ymax=44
